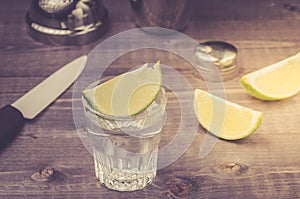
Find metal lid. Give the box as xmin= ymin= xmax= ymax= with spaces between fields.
xmin=26 ymin=0 xmax=108 ymax=45
xmin=194 ymin=41 xmax=238 ymax=81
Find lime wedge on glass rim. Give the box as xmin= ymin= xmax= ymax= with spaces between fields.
xmin=82 ymin=61 xmax=162 ymax=117
xmin=193 ymin=89 xmax=262 ymax=140
xmin=240 ymin=52 xmax=300 ymax=100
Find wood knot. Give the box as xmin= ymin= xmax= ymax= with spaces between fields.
xmin=218 ymin=162 xmax=248 ymax=175
xmin=166 ymin=177 xmax=198 ymax=197
xmin=31 ymin=167 xmax=56 ymax=182
xmin=283 ymin=3 xmax=300 ymax=12
xmin=168 ymin=182 xmax=190 ymax=197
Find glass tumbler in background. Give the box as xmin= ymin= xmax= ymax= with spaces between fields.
xmin=130 ymin=0 xmax=192 ymax=31
xmin=82 ymin=81 xmax=167 ymax=192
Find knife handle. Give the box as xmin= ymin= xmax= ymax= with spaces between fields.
xmin=0 ymin=105 xmax=25 ymax=150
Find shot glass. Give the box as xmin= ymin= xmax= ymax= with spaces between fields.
xmin=82 ymin=80 xmax=167 ymax=191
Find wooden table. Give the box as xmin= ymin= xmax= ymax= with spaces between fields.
xmin=1 ymin=0 xmax=300 ymax=198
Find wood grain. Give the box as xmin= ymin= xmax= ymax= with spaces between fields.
xmin=1 ymin=0 xmax=300 ymax=198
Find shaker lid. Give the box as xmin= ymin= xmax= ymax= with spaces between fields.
xmin=195 ymin=41 xmax=238 ymax=81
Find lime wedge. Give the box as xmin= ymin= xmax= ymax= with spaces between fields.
xmin=83 ymin=61 xmax=162 ymax=116
xmin=240 ymin=52 xmax=300 ymax=100
xmin=193 ymin=89 xmax=262 ymax=140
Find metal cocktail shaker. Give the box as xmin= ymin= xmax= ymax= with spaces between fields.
xmin=130 ymin=0 xmax=191 ymax=31
xmin=26 ymin=0 xmax=108 ymax=45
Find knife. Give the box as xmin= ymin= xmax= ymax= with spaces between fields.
xmin=0 ymin=55 xmax=87 ymax=150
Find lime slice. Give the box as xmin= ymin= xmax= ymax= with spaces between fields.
xmin=193 ymin=89 xmax=262 ymax=140
xmin=240 ymin=52 xmax=300 ymax=100
xmin=83 ymin=61 xmax=162 ymax=116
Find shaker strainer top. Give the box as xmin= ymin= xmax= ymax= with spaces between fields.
xmin=26 ymin=0 xmax=108 ymax=45
xmin=39 ymin=0 xmax=74 ymax=13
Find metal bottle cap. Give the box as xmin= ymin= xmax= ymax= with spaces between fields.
xmin=194 ymin=41 xmax=238 ymax=81
xmin=26 ymin=0 xmax=108 ymax=45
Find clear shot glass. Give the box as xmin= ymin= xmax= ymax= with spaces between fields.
xmin=82 ymin=80 xmax=167 ymax=191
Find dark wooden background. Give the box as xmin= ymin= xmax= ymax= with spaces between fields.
xmin=1 ymin=0 xmax=300 ymax=198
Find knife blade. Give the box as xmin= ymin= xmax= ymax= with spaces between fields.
xmin=0 ymin=55 xmax=87 ymax=150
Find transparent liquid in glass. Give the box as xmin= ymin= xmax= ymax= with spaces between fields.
xmin=82 ymin=81 xmax=166 ymax=191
